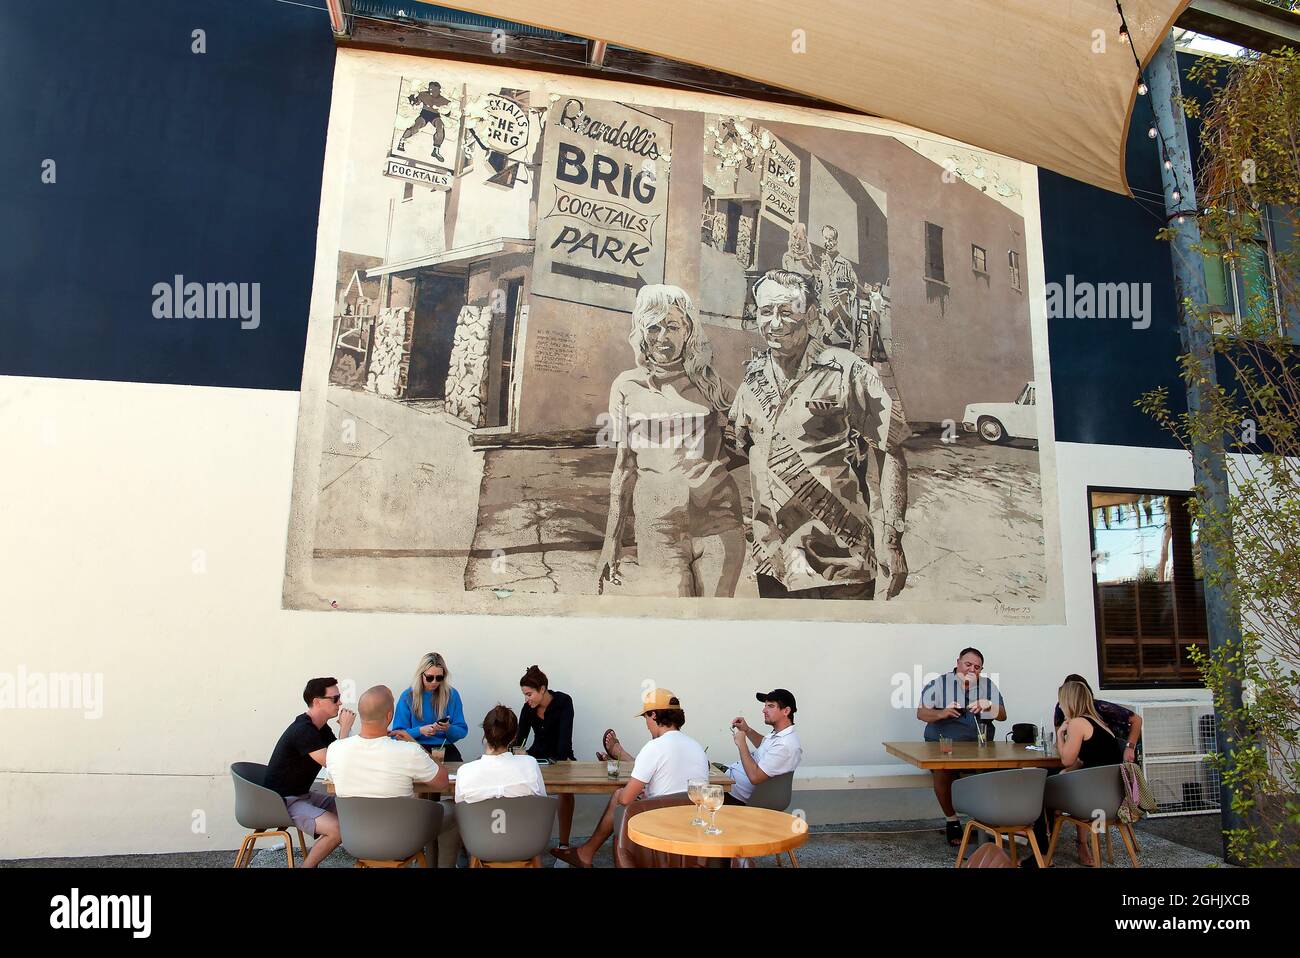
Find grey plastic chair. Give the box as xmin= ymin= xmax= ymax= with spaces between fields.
xmin=336 ymin=796 xmax=444 ymax=868
xmin=743 ymin=771 xmax=798 ymax=866
xmin=230 ymin=761 xmax=306 ymax=868
xmin=1044 ymin=764 xmax=1139 ymax=868
xmin=951 ymin=767 xmax=1048 ymax=867
xmin=457 ymin=795 xmax=558 ymax=867
xmin=746 ymin=771 xmax=795 ymax=811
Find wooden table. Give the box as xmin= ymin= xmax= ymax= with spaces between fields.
xmin=326 ymin=761 xmax=732 ymax=795
xmin=884 ymin=740 xmax=1063 ymax=772
xmin=627 ymin=805 xmax=808 ymax=865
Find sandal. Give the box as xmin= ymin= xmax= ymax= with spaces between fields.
xmin=946 ymin=820 xmax=963 ymax=847
xmin=602 ymin=729 xmax=620 ymax=759
xmin=551 ymin=846 xmax=590 ymax=868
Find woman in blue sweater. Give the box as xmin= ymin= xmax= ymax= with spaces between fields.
xmin=390 ymin=652 xmax=469 ymax=762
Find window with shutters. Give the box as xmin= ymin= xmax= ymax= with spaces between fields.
xmin=1089 ymin=488 xmax=1207 ymax=689
xmin=971 ymin=244 xmax=987 ymax=274
xmin=924 ymin=222 xmax=945 ymax=283
xmin=1008 ymin=249 xmax=1022 ymax=291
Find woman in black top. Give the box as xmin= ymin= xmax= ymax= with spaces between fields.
xmin=1057 ymin=681 xmax=1124 ymax=769
xmin=1056 ymin=681 xmax=1123 ymax=864
xmin=517 ymin=665 xmax=576 ymax=846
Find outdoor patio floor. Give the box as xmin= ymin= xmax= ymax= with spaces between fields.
xmin=2 ymin=816 xmax=1227 ymax=869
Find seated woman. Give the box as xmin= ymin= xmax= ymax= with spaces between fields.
xmin=516 ymin=665 xmax=576 ymax=846
xmin=390 ymin=652 xmax=469 ymax=762
xmin=1027 ymin=679 xmax=1124 ymax=867
xmin=455 ymin=706 xmax=546 ymax=804
xmin=1052 ymin=673 xmax=1142 ymax=764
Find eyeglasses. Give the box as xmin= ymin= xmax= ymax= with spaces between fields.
xmin=423 ymin=673 xmax=444 ymax=683
xmin=324 ymin=694 xmax=341 ymax=704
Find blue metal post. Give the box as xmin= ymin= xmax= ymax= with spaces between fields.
xmin=1148 ymin=33 xmax=1246 ymax=861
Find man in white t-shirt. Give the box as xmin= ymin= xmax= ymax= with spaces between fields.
xmin=551 ymin=688 xmax=707 ymax=868
xmin=326 ymin=685 xmax=461 ymax=867
xmin=723 ymin=688 xmax=802 ymax=805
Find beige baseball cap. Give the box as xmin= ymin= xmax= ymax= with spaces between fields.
xmin=636 ymin=688 xmax=681 ymax=715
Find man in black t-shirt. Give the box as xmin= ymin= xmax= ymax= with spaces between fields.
xmin=264 ymin=677 xmax=356 ymax=867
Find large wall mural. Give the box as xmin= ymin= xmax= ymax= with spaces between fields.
xmin=283 ymin=51 xmax=1064 ymax=624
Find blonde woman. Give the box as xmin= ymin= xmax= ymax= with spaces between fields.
xmin=1034 ymin=680 xmax=1123 ymax=867
xmin=390 ymin=652 xmax=468 ymax=762
xmin=597 ymin=285 xmax=745 ymax=598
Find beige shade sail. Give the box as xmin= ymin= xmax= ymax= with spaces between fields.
xmin=439 ymin=0 xmax=1191 ymax=195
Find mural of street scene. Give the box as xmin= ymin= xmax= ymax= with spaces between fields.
xmin=284 ymin=53 xmax=1060 ymax=622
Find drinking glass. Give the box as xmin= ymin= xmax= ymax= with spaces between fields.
xmin=938 ymin=735 xmax=953 ymax=755
xmin=701 ymin=784 xmax=724 ymax=835
xmin=606 ymin=757 xmax=620 ymax=779
xmin=975 ymin=722 xmax=988 ymax=748
xmin=687 ymin=777 xmax=709 ymax=827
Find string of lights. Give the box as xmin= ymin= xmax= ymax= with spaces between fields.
xmin=1116 ymin=1 xmax=1201 ymax=225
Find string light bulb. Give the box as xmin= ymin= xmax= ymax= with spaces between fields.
xmin=1148 ymin=126 xmax=1158 ymax=139
xmin=1171 ymin=190 xmax=1181 ymax=201
xmin=1164 ymin=159 xmax=1173 ymax=170
xmin=1119 ymin=28 xmax=1129 ymax=43
xmin=1137 ymin=81 xmax=1148 ymax=96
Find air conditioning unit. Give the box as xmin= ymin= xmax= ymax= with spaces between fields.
xmin=1109 ymin=699 xmax=1220 ymax=818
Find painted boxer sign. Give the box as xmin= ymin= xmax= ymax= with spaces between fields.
xmin=532 ymin=97 xmax=672 ymax=312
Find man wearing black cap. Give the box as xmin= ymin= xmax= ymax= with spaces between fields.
xmin=723 ymin=689 xmax=802 ymax=805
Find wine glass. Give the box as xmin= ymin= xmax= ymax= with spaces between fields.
xmin=701 ymin=784 xmax=725 ymax=835
xmin=687 ymin=777 xmax=709 ymax=826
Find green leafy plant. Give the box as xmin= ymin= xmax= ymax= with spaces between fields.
xmin=1138 ymin=43 xmax=1300 ymax=867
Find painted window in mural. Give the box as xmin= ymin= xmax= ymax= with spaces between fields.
xmin=283 ymin=53 xmax=1060 ymax=623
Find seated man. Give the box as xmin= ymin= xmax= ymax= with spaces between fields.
xmin=915 ymin=647 xmax=1006 ymax=846
xmin=553 ymin=689 xmax=706 ymax=868
xmin=326 ymin=685 xmax=461 ymax=867
xmin=722 ymin=688 xmax=803 ymax=805
xmin=264 ymin=676 xmax=356 ymax=868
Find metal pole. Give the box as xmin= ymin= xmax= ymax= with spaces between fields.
xmin=1148 ymin=33 xmax=1246 ymax=862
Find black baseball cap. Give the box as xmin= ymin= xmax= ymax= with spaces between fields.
xmin=756 ymin=689 xmax=796 ymax=715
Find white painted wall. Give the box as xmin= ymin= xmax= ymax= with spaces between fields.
xmin=0 ymin=374 xmax=1208 ymax=858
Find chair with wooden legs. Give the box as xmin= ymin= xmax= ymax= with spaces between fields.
xmin=744 ymin=771 xmax=799 ymax=867
xmin=457 ymin=795 xmax=558 ymax=868
xmin=337 ymin=796 xmax=443 ymax=868
xmin=1043 ymin=764 xmax=1140 ymax=868
xmin=951 ymin=767 xmax=1048 ymax=868
xmin=230 ymin=762 xmax=307 ymax=868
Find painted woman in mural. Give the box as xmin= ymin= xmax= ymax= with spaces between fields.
xmin=596 ymin=285 xmax=746 ymax=598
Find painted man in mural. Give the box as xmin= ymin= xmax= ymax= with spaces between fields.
xmin=597 ymin=285 xmax=746 ymax=598
xmin=397 ymin=81 xmax=449 ymax=163
xmin=781 ymin=223 xmax=817 ymax=280
xmin=815 ymin=225 xmax=860 ymax=349
xmin=730 ymin=270 xmax=909 ymax=600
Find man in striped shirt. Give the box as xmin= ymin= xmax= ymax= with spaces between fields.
xmin=917 ymin=648 xmax=1007 ymax=845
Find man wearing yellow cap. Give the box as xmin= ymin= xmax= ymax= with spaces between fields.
xmin=552 ymin=688 xmax=707 ymax=867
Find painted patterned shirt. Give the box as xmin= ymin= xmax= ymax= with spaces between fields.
xmin=730 ymin=345 xmax=908 ymax=589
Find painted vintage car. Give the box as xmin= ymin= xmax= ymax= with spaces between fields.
xmin=962 ymin=381 xmax=1038 ymax=443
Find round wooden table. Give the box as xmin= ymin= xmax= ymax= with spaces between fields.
xmin=627 ymin=805 xmax=808 ymax=866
